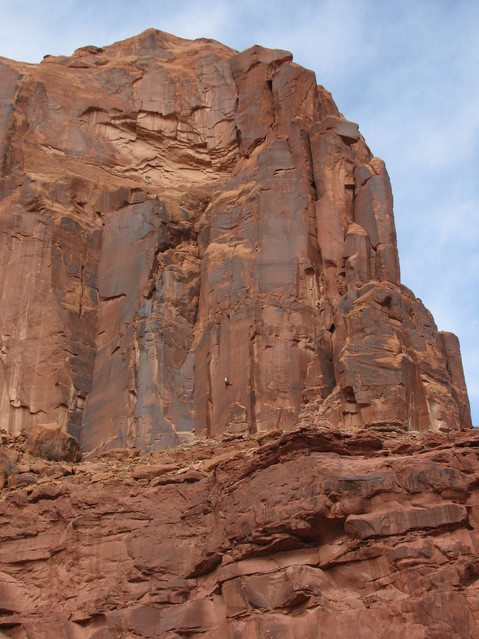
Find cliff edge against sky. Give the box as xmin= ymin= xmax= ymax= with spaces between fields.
xmin=0 ymin=29 xmax=471 ymax=455
xmin=0 ymin=29 xmax=477 ymax=639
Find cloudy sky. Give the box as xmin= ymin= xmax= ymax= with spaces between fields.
xmin=1 ymin=0 xmax=478 ymax=424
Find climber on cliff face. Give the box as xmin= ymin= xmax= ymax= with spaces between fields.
xmin=225 ymin=376 xmax=232 ymax=389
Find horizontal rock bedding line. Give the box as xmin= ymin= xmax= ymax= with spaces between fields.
xmin=1 ymin=424 xmax=479 ymax=637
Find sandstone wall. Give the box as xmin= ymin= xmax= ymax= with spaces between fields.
xmin=1 ymin=426 xmax=479 ymax=637
xmin=0 ymin=30 xmax=471 ymax=454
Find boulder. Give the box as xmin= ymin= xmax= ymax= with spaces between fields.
xmin=28 ymin=423 xmax=81 ymax=462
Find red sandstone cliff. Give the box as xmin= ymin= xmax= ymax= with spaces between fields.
xmin=0 ymin=29 xmax=471 ymax=455
xmin=0 ymin=30 xmax=476 ymax=638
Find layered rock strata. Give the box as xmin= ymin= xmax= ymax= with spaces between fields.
xmin=0 ymin=30 xmax=471 ymax=454
xmin=1 ymin=426 xmax=479 ymax=637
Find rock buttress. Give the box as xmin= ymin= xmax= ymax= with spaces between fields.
xmin=0 ymin=29 xmax=471 ymax=453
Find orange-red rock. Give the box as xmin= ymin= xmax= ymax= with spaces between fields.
xmin=28 ymin=423 xmax=80 ymax=462
xmin=0 ymin=29 xmax=475 ymax=638
xmin=0 ymin=28 xmax=472 ymax=455
xmin=1 ymin=426 xmax=479 ymax=637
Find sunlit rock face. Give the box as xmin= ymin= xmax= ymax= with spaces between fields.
xmin=2 ymin=427 xmax=479 ymax=637
xmin=0 ymin=29 xmax=471 ymax=454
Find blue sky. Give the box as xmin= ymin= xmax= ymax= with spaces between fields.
xmin=1 ymin=0 xmax=478 ymax=424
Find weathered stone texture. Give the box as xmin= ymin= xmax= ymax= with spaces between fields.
xmin=1 ymin=426 xmax=479 ymax=637
xmin=0 ymin=29 xmax=471 ymax=455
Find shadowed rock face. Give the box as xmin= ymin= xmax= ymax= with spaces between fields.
xmin=0 ymin=29 xmax=471 ymax=454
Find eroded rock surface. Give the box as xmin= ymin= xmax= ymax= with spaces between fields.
xmin=0 ymin=29 xmax=471 ymax=454
xmin=1 ymin=426 xmax=479 ymax=638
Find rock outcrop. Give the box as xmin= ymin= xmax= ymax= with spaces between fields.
xmin=1 ymin=425 xmax=479 ymax=637
xmin=0 ymin=29 xmax=471 ymax=454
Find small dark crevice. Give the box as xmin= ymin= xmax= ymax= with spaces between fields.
xmin=378 ymin=294 xmax=392 ymax=308
xmin=101 ymin=293 xmax=127 ymax=303
xmin=235 ymin=125 xmax=243 ymax=153
xmin=186 ymin=551 xmax=222 ymax=578
xmin=244 ymin=133 xmax=267 ymax=158
xmin=78 ymin=265 xmax=84 ymax=317
xmin=73 ymin=613 xmax=107 ymax=628
xmin=0 ymin=620 xmax=22 ymax=629
xmin=79 ymin=105 xmax=108 ymax=118
xmin=304 ymin=127 xmax=319 ymax=201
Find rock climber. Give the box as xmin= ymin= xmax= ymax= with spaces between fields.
xmin=225 ymin=376 xmax=232 ymax=388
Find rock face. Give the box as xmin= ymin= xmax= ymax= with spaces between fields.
xmin=0 ymin=29 xmax=471 ymax=455
xmin=1 ymin=426 xmax=479 ymax=638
